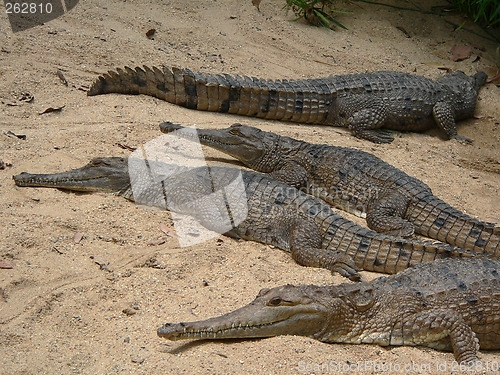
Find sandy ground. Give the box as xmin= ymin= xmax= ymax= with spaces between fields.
xmin=0 ymin=0 xmax=499 ymax=374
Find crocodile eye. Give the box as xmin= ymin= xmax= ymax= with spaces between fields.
xmin=229 ymin=124 xmax=242 ymax=135
xmin=268 ymin=297 xmax=282 ymax=306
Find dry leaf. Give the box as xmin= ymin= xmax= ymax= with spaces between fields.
xmin=0 ymin=160 xmax=13 ymax=170
xmin=52 ymin=246 xmax=64 ymax=255
xmin=141 ymin=257 xmax=165 ymax=269
xmin=57 ymin=69 xmax=68 ymax=86
xmin=252 ymin=0 xmax=261 ymax=11
xmin=116 ymin=142 xmax=137 ymax=151
xmin=146 ymin=29 xmax=156 ymax=39
xmin=90 ymin=255 xmax=112 ymax=272
xmin=74 ymin=232 xmax=84 ymax=243
xmin=16 ymin=92 xmax=34 ymax=103
xmin=1 ymin=92 xmax=33 ymax=106
xmin=39 ymin=105 xmax=65 ymax=115
xmin=159 ymin=223 xmax=174 ymax=237
xmin=131 ymin=357 xmax=145 ymax=364
xmin=450 ymin=45 xmax=472 ymax=62
xmin=396 ymin=26 xmax=411 ymax=38
xmin=1 ymin=99 xmax=17 ymax=106
xmin=437 ymin=66 xmax=452 ymax=73
xmin=487 ymin=75 xmax=500 ymax=85
xmin=4 ymin=130 xmax=26 ymax=140
xmin=148 ymin=239 xmax=166 ymax=246
xmin=122 ymin=308 xmax=137 ymax=316
xmin=0 ymin=261 xmax=14 ymax=269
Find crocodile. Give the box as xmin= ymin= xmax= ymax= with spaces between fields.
xmin=87 ymin=65 xmax=487 ymax=143
xmin=159 ymin=122 xmax=500 ymax=256
xmin=13 ymin=158 xmax=476 ymax=279
xmin=157 ymin=257 xmax=500 ymax=364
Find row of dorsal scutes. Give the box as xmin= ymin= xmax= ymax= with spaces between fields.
xmin=163 ymin=66 xmax=335 ymax=124
xmin=405 ymin=193 xmax=500 ymax=256
xmin=91 ymin=65 xmax=167 ymax=99
xmin=90 ymin=65 xmax=336 ymax=124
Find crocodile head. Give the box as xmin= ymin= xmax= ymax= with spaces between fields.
xmin=437 ymin=71 xmax=488 ymax=119
xmin=159 ymin=122 xmax=301 ymax=173
xmin=157 ymin=284 xmax=329 ymax=341
xmin=13 ymin=157 xmax=132 ymax=198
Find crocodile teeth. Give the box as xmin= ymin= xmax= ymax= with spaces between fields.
xmin=199 ymin=135 xmax=236 ymax=146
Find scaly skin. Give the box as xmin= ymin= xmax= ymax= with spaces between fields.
xmin=159 ymin=122 xmax=500 ymax=256
xmin=13 ymin=158 xmax=475 ymax=279
xmin=87 ymin=66 xmax=487 ymax=143
xmin=157 ymin=257 xmax=500 ymax=364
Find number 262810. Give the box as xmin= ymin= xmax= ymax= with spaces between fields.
xmin=6 ymin=2 xmax=53 ymax=14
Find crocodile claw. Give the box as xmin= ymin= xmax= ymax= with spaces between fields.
xmin=452 ymin=135 xmax=474 ymax=145
xmin=353 ymin=129 xmax=395 ymax=144
xmin=329 ymin=254 xmax=361 ymax=281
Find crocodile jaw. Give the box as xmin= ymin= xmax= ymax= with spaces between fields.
xmin=158 ymin=315 xmax=292 ymax=341
xmin=13 ymin=157 xmax=131 ymax=195
xmin=158 ymin=285 xmax=328 ymax=341
xmin=159 ymin=122 xmax=267 ymax=166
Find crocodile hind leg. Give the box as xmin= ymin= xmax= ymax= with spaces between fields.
xmin=288 ymin=218 xmax=360 ymax=280
xmin=433 ymin=102 xmax=473 ymax=144
xmin=343 ymin=100 xmax=394 ymax=143
xmin=366 ymin=194 xmax=414 ymax=237
xmin=241 ymin=210 xmax=360 ymax=279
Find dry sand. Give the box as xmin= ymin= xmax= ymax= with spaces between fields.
xmin=0 ymin=0 xmax=499 ymax=374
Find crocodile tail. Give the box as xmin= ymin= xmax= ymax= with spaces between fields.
xmin=365 ymin=235 xmax=474 ymax=275
xmin=87 ymin=65 xmax=335 ymax=124
xmin=406 ymin=195 xmax=500 ymax=256
xmin=323 ymin=220 xmax=474 ymax=275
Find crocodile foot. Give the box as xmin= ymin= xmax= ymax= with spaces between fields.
xmin=328 ymin=252 xmax=361 ymax=281
xmin=353 ymin=129 xmax=395 ymax=144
